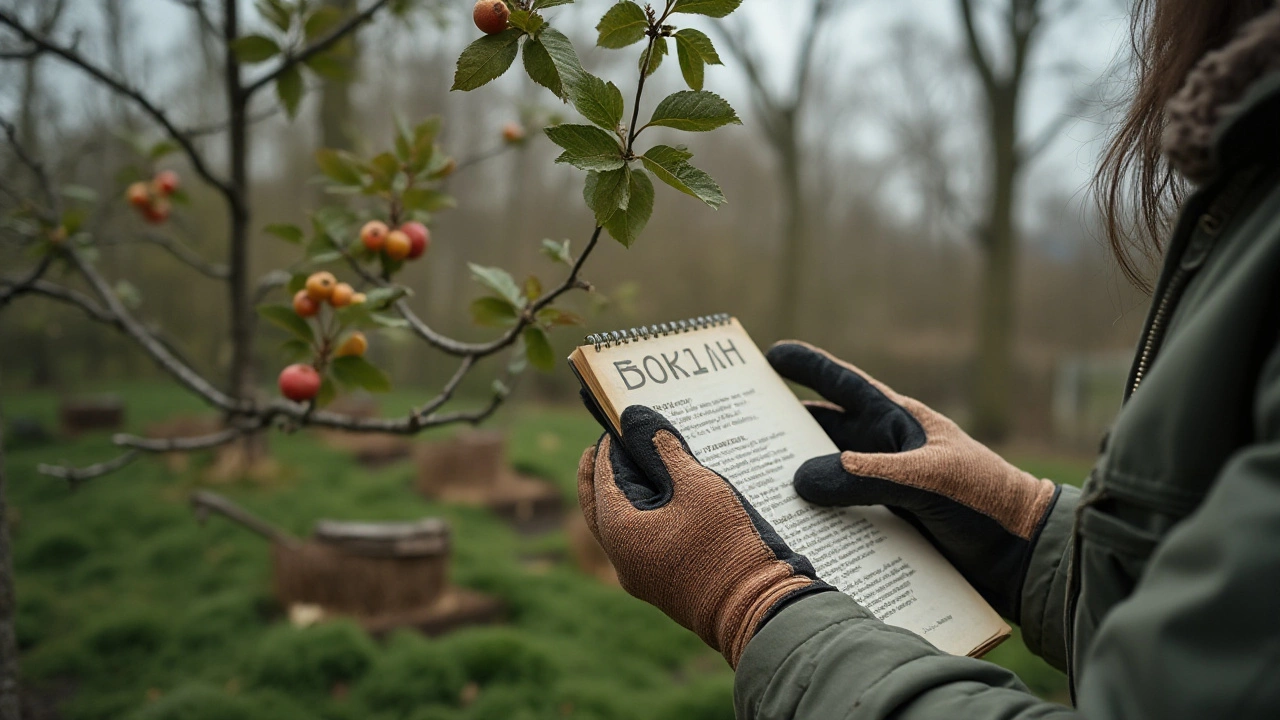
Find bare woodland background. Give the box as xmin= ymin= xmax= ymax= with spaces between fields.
xmin=0 ymin=0 xmax=1148 ymax=447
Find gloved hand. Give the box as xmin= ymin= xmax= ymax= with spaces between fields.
xmin=766 ymin=341 xmax=1061 ymax=621
xmin=577 ymin=405 xmax=832 ymax=667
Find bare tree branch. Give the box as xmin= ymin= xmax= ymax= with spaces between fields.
xmin=0 ymin=7 xmax=236 ymax=203
xmin=38 ymin=451 xmax=140 ymax=486
xmin=112 ymin=232 xmax=230 ymax=280
xmin=956 ymin=0 xmax=998 ymax=94
xmin=243 ymin=0 xmax=394 ymax=99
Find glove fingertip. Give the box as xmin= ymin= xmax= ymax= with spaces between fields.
xmin=793 ymin=453 xmax=872 ymax=508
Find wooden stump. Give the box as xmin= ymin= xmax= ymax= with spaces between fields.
xmin=415 ymin=431 xmax=565 ymax=533
xmin=273 ymin=519 xmax=451 ymax=617
xmin=58 ymin=395 xmax=124 ymax=435
xmin=320 ymin=432 xmax=412 ymax=468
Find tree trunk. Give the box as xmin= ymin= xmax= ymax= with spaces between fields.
xmin=775 ymin=113 xmax=807 ymax=342
xmin=224 ymin=0 xmax=253 ymax=407
xmin=972 ymin=91 xmax=1020 ymax=442
xmin=318 ymin=0 xmax=358 ymax=152
xmin=0 ymin=374 xmax=21 ymax=720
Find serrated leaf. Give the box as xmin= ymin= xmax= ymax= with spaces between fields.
xmin=276 ymin=64 xmax=304 ymax=119
xmin=596 ymin=1 xmax=648 ymax=48
xmin=584 ymin=167 xmax=631 ymax=225
xmin=647 ymin=90 xmax=740 ymax=132
xmin=231 ymin=34 xmax=280 ymax=64
xmin=541 ymin=239 xmax=573 ymax=265
xmin=315 ymin=148 xmax=365 ymax=186
xmin=471 ymin=296 xmax=519 ymax=327
xmin=640 ymin=36 xmax=667 ymax=77
xmin=265 ymin=223 xmax=304 ymax=244
xmin=603 ymin=168 xmax=654 ymax=247
xmin=573 ymin=74 xmax=625 ymax=131
xmin=508 ymin=9 xmax=545 ymax=35
xmin=672 ymin=0 xmax=742 ymax=17
xmin=674 ymin=29 xmax=720 ymax=91
xmin=402 ymin=188 xmax=455 ymax=213
xmin=452 ymin=29 xmax=523 ymax=91
xmin=533 ymin=27 xmax=587 ymax=102
xmin=545 ymin=124 xmax=625 ymax=172
xmin=522 ymin=37 xmax=563 ymax=98
xmin=532 ymin=0 xmax=575 ymax=9
xmin=331 ymin=355 xmax=391 ymax=393
xmin=524 ymin=326 xmax=555 ymax=372
xmin=258 ymin=304 xmax=315 ymax=343
xmin=304 ymin=6 xmax=344 ymax=40
xmin=641 ymin=145 xmax=726 ymax=208
xmin=470 ymin=264 xmax=525 ymax=307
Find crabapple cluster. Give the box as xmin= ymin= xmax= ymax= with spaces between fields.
xmin=361 ymin=220 xmax=429 ymax=262
xmin=125 ymin=170 xmax=180 ymax=224
xmin=277 ymin=271 xmax=370 ymax=402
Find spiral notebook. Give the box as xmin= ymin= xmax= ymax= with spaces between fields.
xmin=569 ymin=314 xmax=1009 ymax=657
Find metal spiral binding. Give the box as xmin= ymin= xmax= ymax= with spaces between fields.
xmin=584 ymin=313 xmax=732 ymax=351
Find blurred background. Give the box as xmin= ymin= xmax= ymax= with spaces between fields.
xmin=0 ymin=0 xmax=1147 ymax=718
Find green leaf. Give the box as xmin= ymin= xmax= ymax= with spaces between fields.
xmin=315 ymin=148 xmax=365 ymax=186
xmin=522 ymin=37 xmax=563 ymax=98
xmin=281 ymin=338 xmax=312 ymax=363
xmin=256 ymin=0 xmax=293 ymax=31
xmin=647 ymin=90 xmax=740 ymax=132
xmin=331 ymin=356 xmax=391 ymax=393
xmin=532 ymin=0 xmax=574 ymax=9
xmin=368 ymin=152 xmax=400 ymax=188
xmin=265 ymin=223 xmax=304 ymax=244
xmin=524 ymin=275 xmax=543 ymax=301
xmin=471 ymin=296 xmax=519 ymax=327
xmin=523 ymin=326 xmax=556 ymax=372
xmin=452 ymin=29 xmax=523 ymax=91
xmin=544 ymin=124 xmax=625 ymax=172
xmin=541 ymin=238 xmax=573 ymax=265
xmin=639 ymin=36 xmax=667 ymax=77
xmin=288 ymin=272 xmax=308 ymax=295
xmin=531 ymin=28 xmax=586 ymax=101
xmin=508 ymin=9 xmax=545 ymax=36
xmin=674 ymin=29 xmax=720 ymax=91
xmin=603 ymin=168 xmax=655 ymax=247
xmin=276 ymin=64 xmax=304 ymax=119
xmin=573 ymin=74 xmax=625 ymax=131
xmin=672 ymin=0 xmax=742 ymax=17
xmin=231 ymin=34 xmax=281 ymax=64
xmin=469 ymin=264 xmax=525 ymax=307
xmin=596 ymin=1 xmax=648 ymax=48
xmin=362 ymin=286 xmax=410 ymax=311
xmin=258 ymin=304 xmax=315 ymax=343
xmin=584 ymin=167 xmax=631 ymax=225
xmin=304 ymin=5 xmax=344 ymax=40
xmin=641 ymin=145 xmax=726 ymax=208
xmin=316 ymin=376 xmax=336 ymax=408
xmin=304 ymin=52 xmax=352 ymax=81
xmin=402 ymin=188 xmax=455 ymax=213
xmin=536 ymin=307 xmax=585 ymax=327
xmin=148 ymin=140 xmax=180 ymax=160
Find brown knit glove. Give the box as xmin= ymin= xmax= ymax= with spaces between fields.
xmin=577 ymin=406 xmax=831 ymax=667
xmin=767 ymin=341 xmax=1060 ymax=621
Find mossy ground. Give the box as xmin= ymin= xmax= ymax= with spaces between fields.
xmin=3 ymin=382 xmax=1077 ymax=718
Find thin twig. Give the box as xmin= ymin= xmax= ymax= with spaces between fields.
xmin=38 ymin=451 xmax=140 ymax=486
xmin=243 ymin=0 xmax=394 ymax=98
xmin=120 ymin=232 xmax=230 ymax=280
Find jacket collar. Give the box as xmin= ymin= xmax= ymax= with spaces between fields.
xmin=1164 ymin=4 xmax=1280 ymax=185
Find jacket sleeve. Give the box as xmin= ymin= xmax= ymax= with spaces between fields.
xmin=735 ymin=348 xmax=1280 ymax=720
xmin=1018 ymin=484 xmax=1078 ymax=672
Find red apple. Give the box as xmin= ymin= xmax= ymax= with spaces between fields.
xmin=153 ymin=170 xmax=180 ymax=196
xmin=360 ymin=220 xmax=389 ymax=252
xmin=400 ymin=222 xmax=430 ymax=259
xmin=278 ymin=364 xmax=322 ymax=402
xmin=473 ymin=0 xmax=510 ymax=35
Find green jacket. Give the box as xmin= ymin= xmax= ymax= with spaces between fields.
xmin=735 ymin=72 xmax=1280 ymax=720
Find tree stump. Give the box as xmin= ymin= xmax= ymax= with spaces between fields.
xmin=415 ymin=431 xmax=564 ymax=533
xmin=58 ymin=394 xmax=124 ymax=435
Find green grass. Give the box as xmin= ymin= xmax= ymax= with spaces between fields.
xmin=3 ymin=382 xmax=1079 ymax=717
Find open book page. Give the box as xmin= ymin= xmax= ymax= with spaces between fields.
xmin=571 ymin=318 xmax=1008 ymax=656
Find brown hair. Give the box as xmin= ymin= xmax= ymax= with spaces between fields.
xmin=1095 ymin=0 xmax=1273 ymax=292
